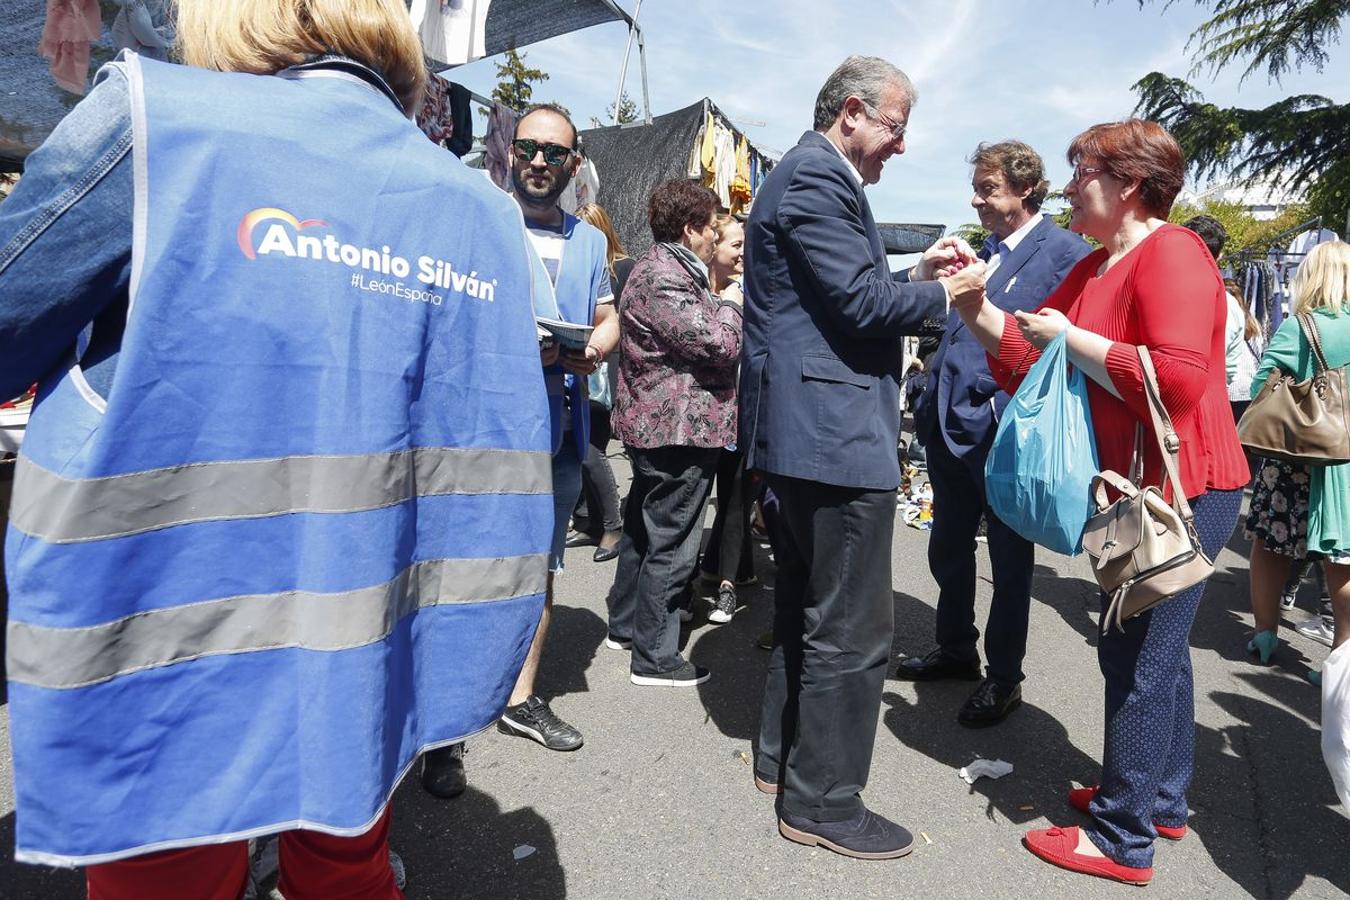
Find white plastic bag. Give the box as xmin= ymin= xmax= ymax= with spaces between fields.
xmin=1321 ymin=641 xmax=1350 ymax=811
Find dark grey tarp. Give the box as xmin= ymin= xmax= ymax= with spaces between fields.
xmin=579 ymin=98 xmax=708 ymax=258
xmin=0 ymin=0 xmax=631 ymax=171
xmin=879 ymin=223 xmax=946 ymax=255
xmin=482 ymin=0 xmax=628 ymax=57
xmin=581 ymin=100 xmax=943 ymax=258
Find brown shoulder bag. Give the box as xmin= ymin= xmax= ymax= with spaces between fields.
xmin=1081 ymin=347 xmax=1214 ymax=633
xmin=1237 ymin=313 xmax=1350 ymax=465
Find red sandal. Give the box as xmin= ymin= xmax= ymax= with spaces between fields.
xmin=1068 ymin=785 xmax=1187 ymax=840
xmin=1023 ymin=825 xmax=1153 ymax=886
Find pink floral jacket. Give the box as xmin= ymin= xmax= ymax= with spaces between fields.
xmin=613 ymin=244 xmax=743 ymax=449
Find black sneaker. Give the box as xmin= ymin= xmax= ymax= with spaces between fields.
xmin=709 ymin=584 xmax=738 ymax=624
xmin=497 ymin=696 xmax=584 ymax=751
xmin=420 ymin=742 xmax=467 ymax=799
xmin=630 ymin=661 xmax=710 ymax=687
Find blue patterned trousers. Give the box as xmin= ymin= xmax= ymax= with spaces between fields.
xmin=1087 ymin=487 xmax=1244 ymax=868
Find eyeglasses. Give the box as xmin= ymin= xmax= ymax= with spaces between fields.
xmin=862 ymin=102 xmax=907 ymax=141
xmin=1069 ymin=164 xmax=1105 ymax=183
xmin=511 ymin=138 xmax=576 ymax=166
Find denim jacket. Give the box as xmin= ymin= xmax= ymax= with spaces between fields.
xmin=0 ymin=61 xmax=134 ymax=402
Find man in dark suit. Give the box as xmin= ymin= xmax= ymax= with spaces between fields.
xmin=740 ymin=56 xmax=985 ymax=860
xmin=900 ymin=141 xmax=1090 ymax=726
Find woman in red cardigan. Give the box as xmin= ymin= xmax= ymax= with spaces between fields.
xmin=951 ymin=120 xmax=1248 ymax=885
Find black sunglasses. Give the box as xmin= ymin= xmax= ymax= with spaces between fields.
xmin=511 ymin=138 xmax=576 ymax=166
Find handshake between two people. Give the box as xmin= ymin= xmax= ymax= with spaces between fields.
xmin=909 ymin=237 xmax=987 ymax=316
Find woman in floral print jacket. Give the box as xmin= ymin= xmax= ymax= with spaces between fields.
xmin=606 ymin=179 xmax=743 ymax=687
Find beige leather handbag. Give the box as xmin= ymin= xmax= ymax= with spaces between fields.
xmin=1081 ymin=347 xmax=1214 ymax=633
xmin=1237 ymin=313 xmax=1350 ymax=465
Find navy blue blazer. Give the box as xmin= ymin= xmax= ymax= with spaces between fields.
xmin=739 ymin=131 xmax=948 ymax=491
xmin=914 ymin=215 xmax=1090 ymax=462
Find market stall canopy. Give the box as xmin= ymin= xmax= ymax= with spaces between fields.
xmin=1 ymin=0 xmax=637 ymax=171
xmin=580 ymin=97 xmax=779 ymax=258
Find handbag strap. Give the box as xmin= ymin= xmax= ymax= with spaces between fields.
xmin=1135 ymin=346 xmax=1196 ymax=521
xmin=1298 ymin=313 xmax=1333 ymax=375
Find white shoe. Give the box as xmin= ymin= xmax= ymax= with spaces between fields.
xmin=604 ymin=634 xmax=632 ymax=650
xmin=1295 ymin=617 xmax=1335 ymax=648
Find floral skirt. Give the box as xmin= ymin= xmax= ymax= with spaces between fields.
xmin=1245 ymin=457 xmax=1350 ymax=563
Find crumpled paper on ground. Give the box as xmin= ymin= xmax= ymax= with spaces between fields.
xmin=958 ymin=757 xmax=1014 ymax=784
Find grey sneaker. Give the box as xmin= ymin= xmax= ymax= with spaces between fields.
xmin=630 ymin=661 xmax=710 ymax=687
xmin=1280 ymin=590 xmax=1299 ymax=611
xmin=709 ymin=584 xmax=737 ymax=624
xmin=1296 ymin=616 xmax=1335 ymax=648
xmin=498 ymin=695 xmax=583 ymax=751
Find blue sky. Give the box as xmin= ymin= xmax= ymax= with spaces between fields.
xmin=446 ymin=0 xmax=1349 ymax=237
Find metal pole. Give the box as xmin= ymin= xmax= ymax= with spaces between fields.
xmin=636 ymin=15 xmax=652 ymax=124
xmin=612 ymin=0 xmax=643 ymax=125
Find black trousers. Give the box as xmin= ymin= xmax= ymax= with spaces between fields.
xmin=574 ymin=404 xmax=623 ymax=536
xmin=757 ymin=473 xmax=896 ymax=822
xmin=605 ymin=445 xmax=719 ymax=675
xmin=926 ymin=433 xmax=1035 ymax=685
xmin=699 ymin=448 xmax=755 ymax=583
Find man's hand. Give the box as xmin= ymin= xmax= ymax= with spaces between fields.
xmin=913 ymin=237 xmax=978 ymax=281
xmin=940 ymin=259 xmax=988 ymax=313
xmin=540 ymin=340 xmax=560 ymax=367
xmin=1013 ymin=308 xmax=1070 ymax=349
xmin=559 ymin=344 xmax=601 ymax=376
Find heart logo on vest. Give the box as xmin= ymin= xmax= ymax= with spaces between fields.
xmin=237 ymin=208 xmax=329 ymax=260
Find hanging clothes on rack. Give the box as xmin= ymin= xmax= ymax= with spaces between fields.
xmin=416 ymin=74 xmax=455 ymax=147
xmin=445 ymin=82 xmax=475 ymax=157
xmin=110 ymin=0 xmax=173 ymax=60
xmin=409 ymin=0 xmax=491 ymax=67
xmin=484 ymin=102 xmax=517 ymax=191
xmin=560 ymin=157 xmax=601 ymax=213
xmin=712 ymin=121 xmax=736 ymax=208
xmin=38 ymin=0 xmax=102 ymax=95
xmin=729 ymin=135 xmax=752 ymax=214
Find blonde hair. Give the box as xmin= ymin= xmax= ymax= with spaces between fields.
xmin=1291 ymin=240 xmax=1350 ymax=317
xmin=713 ymin=213 xmax=743 ymax=243
xmin=174 ymin=0 xmax=427 ymax=116
xmin=576 ymin=203 xmax=628 ymax=274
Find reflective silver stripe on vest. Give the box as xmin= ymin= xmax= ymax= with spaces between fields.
xmin=9 ymin=447 xmax=552 ymax=544
xmin=6 ymin=554 xmax=548 ymax=689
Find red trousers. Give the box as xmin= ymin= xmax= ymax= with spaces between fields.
xmin=85 ymin=807 xmax=400 ymax=900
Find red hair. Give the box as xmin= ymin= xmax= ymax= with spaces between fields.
xmin=1068 ymin=119 xmax=1185 ymax=218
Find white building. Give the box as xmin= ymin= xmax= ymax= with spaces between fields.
xmin=1178 ymin=174 xmax=1305 ymax=221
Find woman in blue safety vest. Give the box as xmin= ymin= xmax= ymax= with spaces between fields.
xmin=0 ymin=1 xmax=552 ymax=896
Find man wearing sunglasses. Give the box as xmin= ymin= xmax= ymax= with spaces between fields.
xmin=420 ymin=105 xmax=616 ymax=797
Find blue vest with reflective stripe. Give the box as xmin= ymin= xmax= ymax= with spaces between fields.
xmin=542 ymin=212 xmax=607 ymax=454
xmin=4 ymin=55 xmax=552 ymax=867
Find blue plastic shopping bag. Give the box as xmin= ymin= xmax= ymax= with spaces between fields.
xmin=984 ymin=331 xmax=1099 ymax=555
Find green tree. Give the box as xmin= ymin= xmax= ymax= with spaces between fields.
xmin=588 ymin=92 xmax=639 ymax=128
xmin=1127 ymin=1 xmax=1350 ymax=231
xmin=482 ymin=49 xmax=568 ymax=117
xmin=1166 ymin=196 xmax=1313 ymax=261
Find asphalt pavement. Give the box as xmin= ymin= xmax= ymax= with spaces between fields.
xmin=2 ymin=453 xmax=1347 ymax=899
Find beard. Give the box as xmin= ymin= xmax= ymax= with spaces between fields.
xmin=512 ymin=166 xmax=570 ymax=206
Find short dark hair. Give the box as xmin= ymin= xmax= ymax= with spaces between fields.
xmin=514 ymin=103 xmax=579 ymax=149
xmin=969 ymin=141 xmax=1050 ymax=211
xmin=648 ymin=179 xmax=718 ymax=243
xmin=1182 ymin=214 xmax=1228 ymax=262
xmin=1067 ymin=119 xmax=1185 ymax=218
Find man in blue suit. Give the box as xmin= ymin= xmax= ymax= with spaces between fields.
xmin=740 ymin=56 xmax=986 ymax=860
xmin=899 ymin=141 xmax=1090 ymax=726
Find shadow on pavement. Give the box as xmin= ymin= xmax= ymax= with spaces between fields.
xmin=880 ymin=686 xmax=1100 ymax=828
xmin=0 ymin=813 xmax=86 ymax=899
xmin=1198 ymin=681 xmax=1350 ymax=899
xmin=534 ymin=604 xmax=606 ymax=704
xmin=390 ymin=782 xmax=565 ymax=900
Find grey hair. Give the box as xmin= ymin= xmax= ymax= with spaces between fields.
xmin=813 ymin=56 xmax=916 ymax=131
